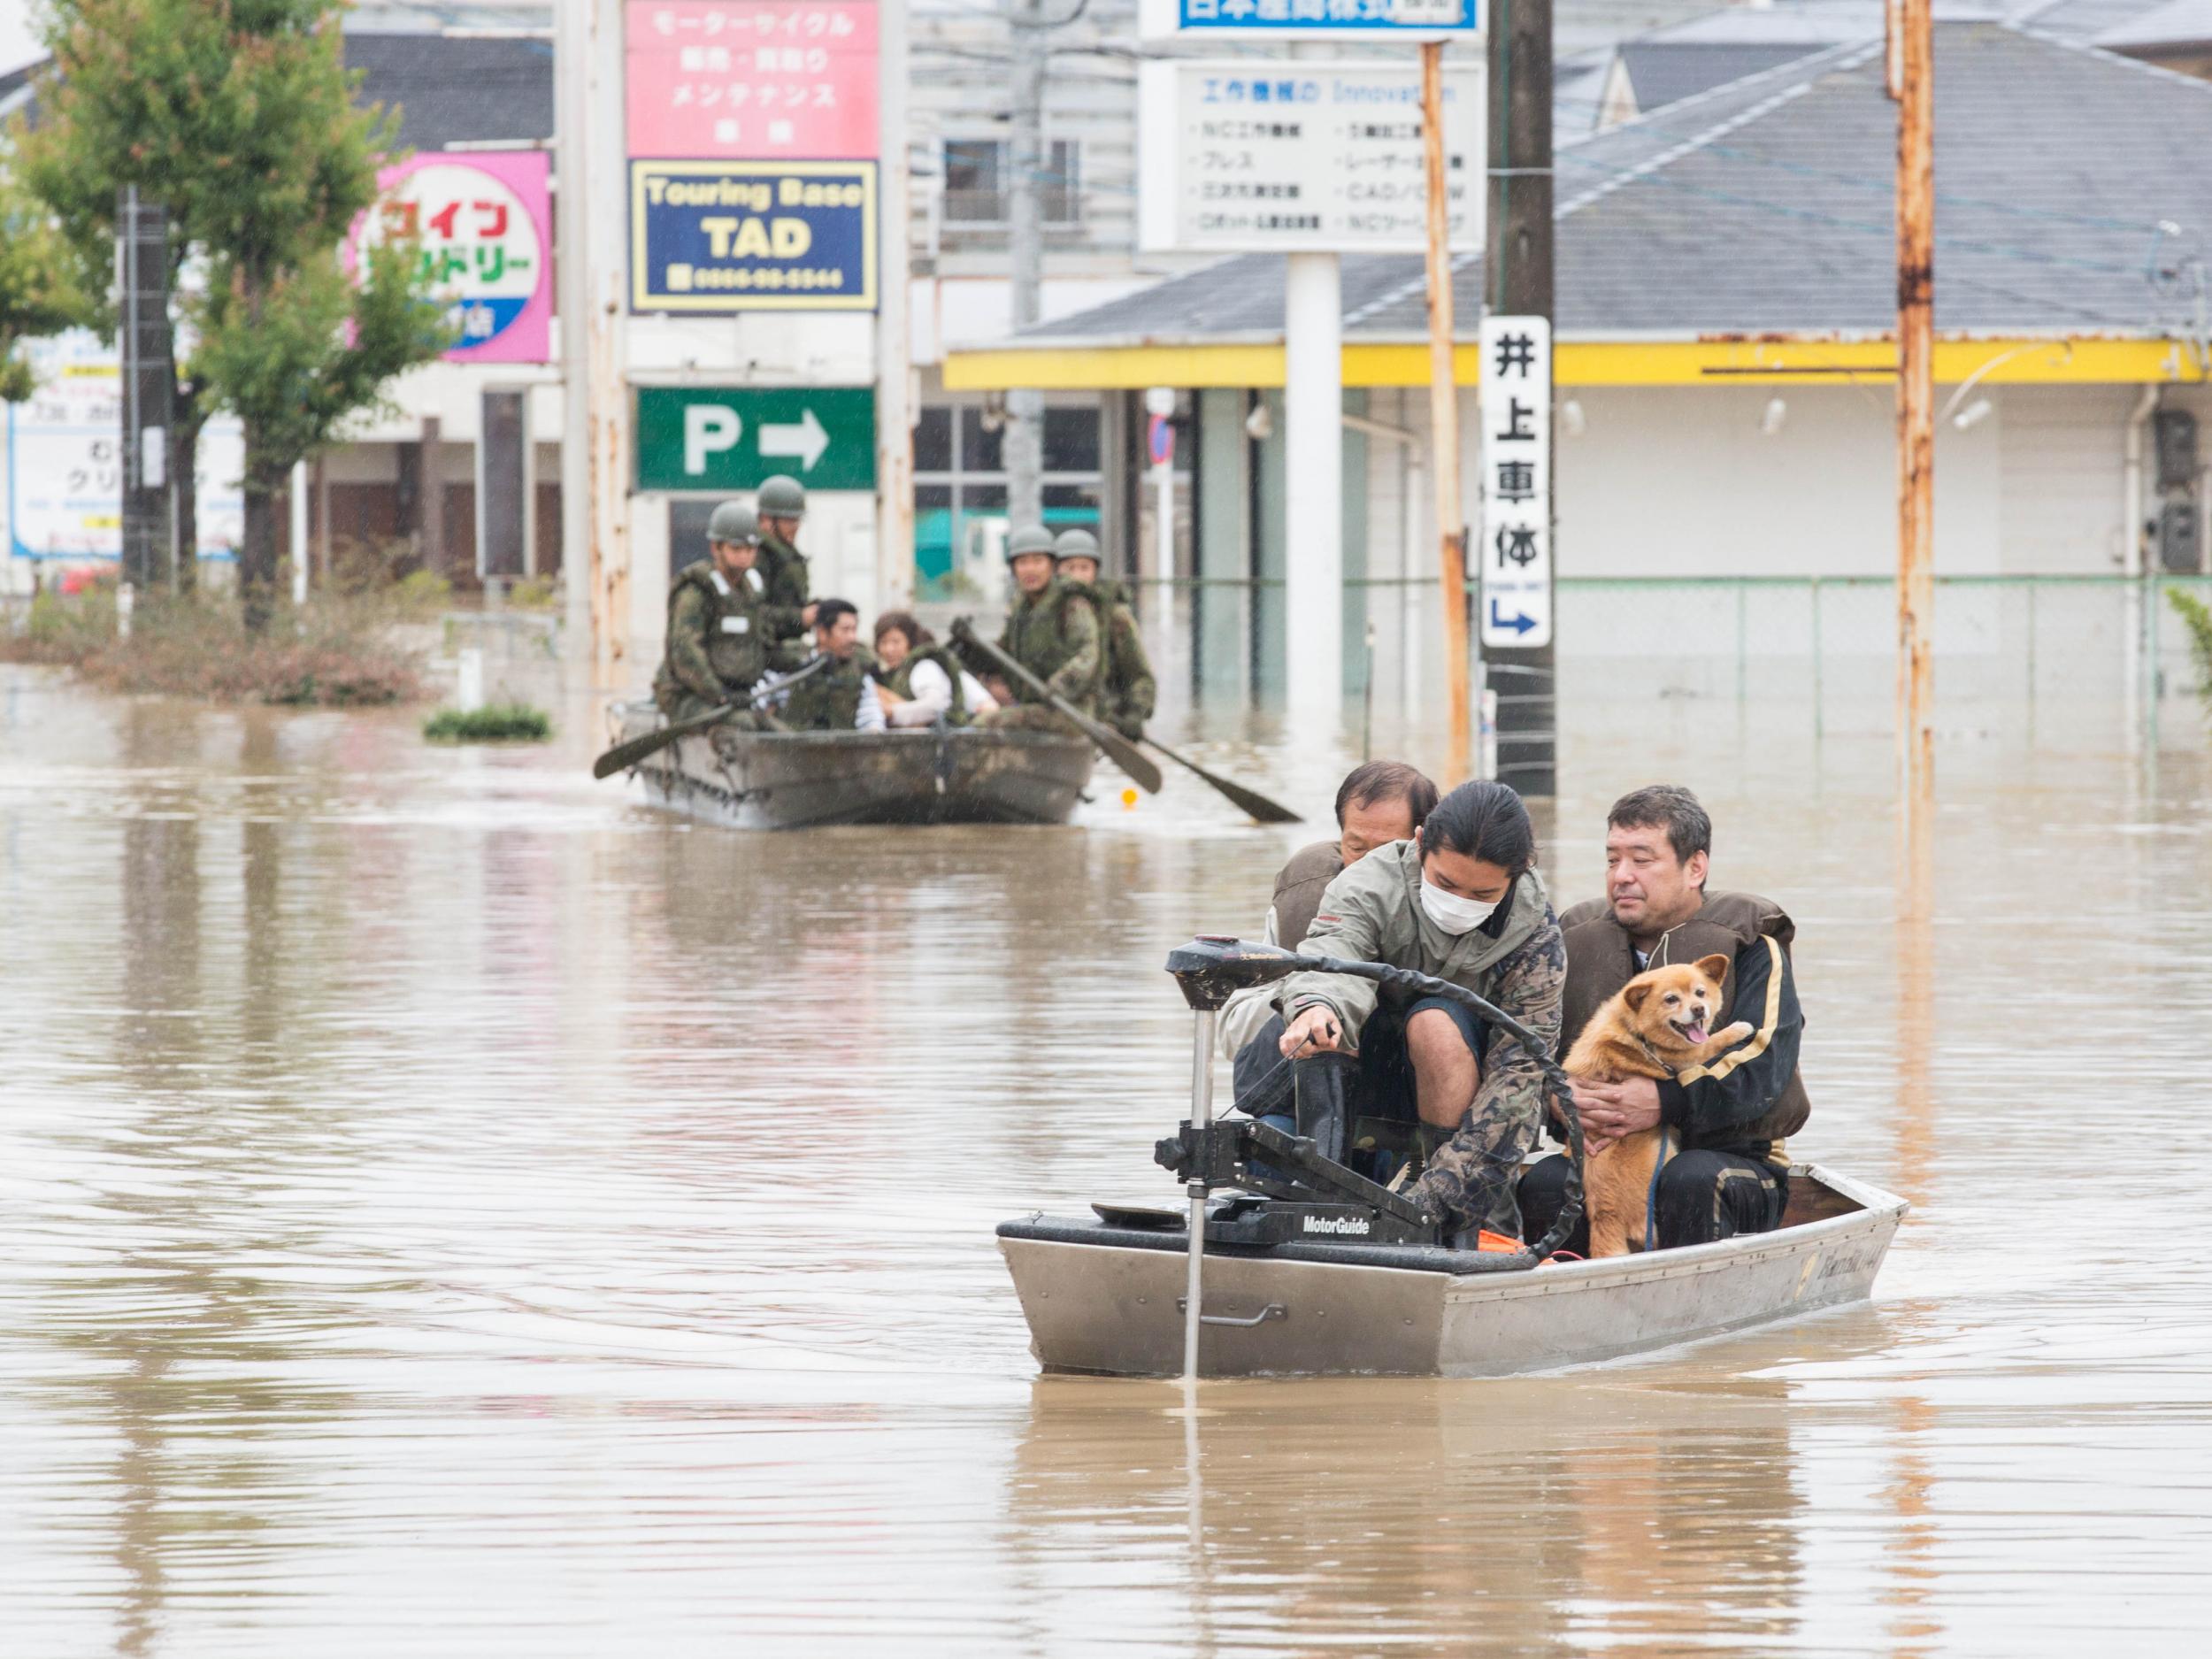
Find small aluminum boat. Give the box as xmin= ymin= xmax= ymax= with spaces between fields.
xmin=609 ymin=704 xmax=1095 ymax=829
xmin=998 ymin=937 xmax=1904 ymax=1379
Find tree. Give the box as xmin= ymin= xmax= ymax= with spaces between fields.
xmin=19 ymin=0 xmax=444 ymax=620
xmin=0 ymin=137 xmax=86 ymax=403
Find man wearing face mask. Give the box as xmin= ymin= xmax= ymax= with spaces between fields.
xmin=1270 ymin=780 xmax=1566 ymax=1247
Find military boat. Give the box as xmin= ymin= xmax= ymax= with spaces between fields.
xmin=997 ymin=938 xmax=1905 ymax=1379
xmin=606 ymin=704 xmax=1096 ymax=829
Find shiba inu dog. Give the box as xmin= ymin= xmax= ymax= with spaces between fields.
xmin=1564 ymin=954 xmax=1753 ymax=1257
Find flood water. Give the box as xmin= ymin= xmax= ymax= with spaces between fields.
xmin=4 ymin=664 xmax=2210 ymax=1655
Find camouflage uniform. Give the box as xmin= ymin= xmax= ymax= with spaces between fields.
xmin=651 ymin=562 xmax=797 ymax=724
xmin=757 ymin=529 xmax=813 ymax=671
xmin=1277 ymin=841 xmax=1565 ymax=1240
xmin=1064 ymin=577 xmax=1156 ymax=740
xmin=975 ymin=579 xmax=1102 ymax=731
xmin=781 ymin=645 xmax=879 ymax=730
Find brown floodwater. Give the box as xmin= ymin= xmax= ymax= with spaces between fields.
xmin=3 ymin=664 xmax=2210 ymax=1655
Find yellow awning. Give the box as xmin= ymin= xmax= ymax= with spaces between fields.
xmin=940 ymin=335 xmax=2210 ymax=391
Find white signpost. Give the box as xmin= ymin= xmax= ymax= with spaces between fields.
xmin=1136 ymin=62 xmax=1483 ymax=254
xmin=1478 ymin=314 xmax=1551 ymax=651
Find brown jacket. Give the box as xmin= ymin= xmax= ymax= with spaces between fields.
xmin=1559 ymin=889 xmax=1810 ymax=1160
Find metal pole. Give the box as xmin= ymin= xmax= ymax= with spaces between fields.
xmin=587 ymin=0 xmax=630 ymax=687
xmin=1004 ymin=0 xmax=1048 ymax=528
xmin=1422 ymin=41 xmax=1470 ymax=774
xmin=556 ymin=0 xmax=592 ymax=674
xmin=1285 ymin=250 xmax=1344 ymax=720
xmin=290 ymin=458 xmax=309 ymax=606
xmin=1183 ymin=1008 xmax=1216 ymax=1382
xmin=1482 ymin=2 xmax=1557 ymax=795
xmin=1892 ymin=0 xmax=1935 ymax=809
xmin=875 ymin=0 xmax=914 ymax=611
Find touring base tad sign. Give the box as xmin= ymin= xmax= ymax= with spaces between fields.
xmin=635 ymin=387 xmax=877 ymax=493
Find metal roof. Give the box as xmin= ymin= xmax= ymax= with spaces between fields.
xmin=997 ymin=21 xmax=2212 ymax=347
xmin=345 ymin=33 xmax=555 ymax=153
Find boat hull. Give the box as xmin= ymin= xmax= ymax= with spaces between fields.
xmin=612 ymin=708 xmax=1095 ymax=828
xmin=999 ymin=1164 xmax=1903 ymax=1379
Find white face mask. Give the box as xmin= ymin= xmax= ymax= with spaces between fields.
xmin=1419 ymin=876 xmax=1498 ymax=936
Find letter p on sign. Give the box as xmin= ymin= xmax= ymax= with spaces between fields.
xmin=684 ymin=404 xmax=741 ymax=476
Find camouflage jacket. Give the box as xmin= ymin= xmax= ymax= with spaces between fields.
xmin=1069 ymin=578 xmax=1156 ymax=733
xmin=1280 ymin=841 xmax=1565 ymax=1237
xmin=651 ymin=562 xmax=795 ymax=708
xmin=782 ymin=645 xmax=879 ymax=730
xmin=757 ymin=531 xmax=814 ymax=672
xmin=997 ymin=580 xmax=1101 ymax=710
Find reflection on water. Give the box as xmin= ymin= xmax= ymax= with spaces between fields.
xmin=3 ymin=664 xmax=2211 ymax=1655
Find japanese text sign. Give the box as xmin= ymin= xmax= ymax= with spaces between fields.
xmin=1137 ymin=62 xmax=1483 ymax=253
xmin=1140 ymin=0 xmax=1479 ymax=36
xmin=635 ymin=386 xmax=876 ymax=491
xmin=630 ymin=161 xmax=878 ymax=311
xmin=626 ymin=2 xmax=879 ymax=159
xmin=353 ymin=153 xmax=552 ymax=364
xmin=1479 ymin=315 xmax=1552 ymax=651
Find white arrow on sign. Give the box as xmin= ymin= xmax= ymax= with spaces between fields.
xmin=758 ymin=408 xmax=829 ymax=472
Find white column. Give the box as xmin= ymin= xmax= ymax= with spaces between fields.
xmin=1284 ymin=250 xmax=1342 ymax=723
xmin=289 ymin=458 xmax=309 ymax=605
xmin=874 ymin=0 xmax=913 ymax=610
xmin=556 ymin=0 xmax=590 ymax=670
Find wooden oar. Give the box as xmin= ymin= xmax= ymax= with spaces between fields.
xmin=1141 ymin=734 xmax=1302 ymax=824
xmin=589 ymin=656 xmax=827 ymax=780
xmin=949 ymin=618 xmax=1164 ymax=794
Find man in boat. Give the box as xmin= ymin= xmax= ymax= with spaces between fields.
xmin=649 ymin=501 xmax=795 ymax=734
xmin=779 ymin=597 xmax=886 ymax=731
xmin=871 ymin=611 xmax=999 ymax=726
xmin=1051 ymin=528 xmax=1156 ymax=741
xmin=1517 ymin=785 xmax=1809 ymax=1254
xmin=969 ymin=525 xmax=1102 ymax=732
xmin=755 ymin=474 xmax=814 ymax=667
xmin=1269 ymin=780 xmax=1568 ymax=1248
xmin=1219 ymin=758 xmax=1441 ymax=1072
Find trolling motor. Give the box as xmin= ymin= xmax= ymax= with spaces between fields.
xmin=1158 ymin=935 xmax=1587 ymax=1379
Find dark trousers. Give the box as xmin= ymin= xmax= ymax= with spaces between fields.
xmin=1518 ymin=1148 xmax=1786 ymax=1256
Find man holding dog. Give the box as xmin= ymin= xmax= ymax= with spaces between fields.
xmin=1518 ymin=785 xmax=1809 ymax=1253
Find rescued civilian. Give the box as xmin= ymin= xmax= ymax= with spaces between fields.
xmin=872 ymin=611 xmax=999 ymax=726
xmin=780 ymin=598 xmax=885 ymax=732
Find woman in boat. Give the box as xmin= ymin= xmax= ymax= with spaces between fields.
xmin=1272 ymin=780 xmax=1565 ymax=1248
xmin=871 ymin=612 xmax=999 ymax=727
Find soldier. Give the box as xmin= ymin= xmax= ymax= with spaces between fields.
xmin=972 ymin=524 xmax=1102 ymax=732
xmin=650 ymin=501 xmax=795 ymax=733
xmin=779 ymin=597 xmax=883 ymax=732
xmin=1052 ymin=526 xmax=1156 ymax=741
xmin=753 ymin=473 xmax=817 ymax=672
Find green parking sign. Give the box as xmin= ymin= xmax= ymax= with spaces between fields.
xmin=634 ymin=386 xmax=876 ymax=493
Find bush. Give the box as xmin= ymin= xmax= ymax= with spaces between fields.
xmin=507 ymin=576 xmax=558 ymax=611
xmin=394 ymin=569 xmax=453 ymax=619
xmin=423 ymin=703 xmax=552 ymax=743
xmin=2171 ymin=587 xmax=2212 ymax=718
xmin=4 ymin=583 xmax=118 ymax=664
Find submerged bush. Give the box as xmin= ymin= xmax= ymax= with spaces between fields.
xmin=423 ymin=703 xmax=552 ymax=743
xmin=2172 ymin=588 xmax=2212 ymax=719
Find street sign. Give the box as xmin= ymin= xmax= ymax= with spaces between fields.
xmin=625 ymin=1 xmax=879 ymax=160
xmin=634 ymin=386 xmax=876 ymax=492
xmin=1136 ymin=61 xmax=1482 ymax=253
xmin=1139 ymin=0 xmax=1479 ymax=38
xmin=1147 ymin=414 xmax=1175 ymax=466
xmin=630 ymin=160 xmax=878 ymax=311
xmin=1479 ymin=315 xmax=1551 ymax=651
xmin=353 ymin=153 xmax=552 ymax=363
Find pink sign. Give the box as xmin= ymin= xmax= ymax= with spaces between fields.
xmin=354 ymin=151 xmax=552 ymax=364
xmin=626 ymin=1 xmax=879 ymax=160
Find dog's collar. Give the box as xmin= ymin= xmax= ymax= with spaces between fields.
xmin=1631 ymin=1025 xmax=1680 ymax=1076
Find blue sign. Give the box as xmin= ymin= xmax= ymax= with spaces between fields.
xmin=629 ymin=161 xmax=878 ymax=313
xmin=1149 ymin=0 xmax=1478 ymax=35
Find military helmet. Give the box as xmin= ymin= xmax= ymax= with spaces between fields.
xmin=757 ymin=474 xmax=807 ymax=518
xmin=707 ymin=500 xmax=759 ymax=545
xmin=1005 ymin=524 xmax=1058 ymax=562
xmin=1053 ymin=527 xmax=1101 ymax=563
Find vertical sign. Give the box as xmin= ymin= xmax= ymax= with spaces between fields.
xmin=1479 ymin=314 xmax=1551 ymax=650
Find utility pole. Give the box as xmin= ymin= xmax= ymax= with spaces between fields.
xmin=1484 ymin=0 xmax=1556 ymax=796
xmin=1890 ymin=0 xmax=1935 ymax=812
xmin=1005 ymin=0 xmax=1048 ymax=528
xmin=1421 ymin=42 xmax=1470 ymax=773
xmin=117 ymin=187 xmax=173 ymax=593
xmin=876 ymin=0 xmax=914 ymax=610
xmin=556 ymin=0 xmax=592 ymax=675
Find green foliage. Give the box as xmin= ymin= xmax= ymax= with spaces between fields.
xmin=423 ymin=703 xmax=553 ymax=743
xmin=1 ymin=582 xmax=119 ymax=663
xmin=394 ymin=568 xmax=454 ymax=617
xmin=507 ymin=576 xmax=559 ymax=611
xmin=0 ymin=138 xmax=89 ymax=401
xmin=18 ymin=0 xmax=447 ymax=620
xmin=2169 ymin=587 xmax=2212 ymax=718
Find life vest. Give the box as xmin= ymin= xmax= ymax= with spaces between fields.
xmin=783 ymin=645 xmax=877 ymax=731
xmin=874 ymin=642 xmax=970 ymax=725
xmin=654 ymin=561 xmax=770 ymax=703
xmin=1003 ymin=580 xmax=1101 ymax=708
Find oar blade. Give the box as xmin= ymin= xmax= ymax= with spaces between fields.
xmin=1144 ymin=737 xmax=1302 ymax=824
